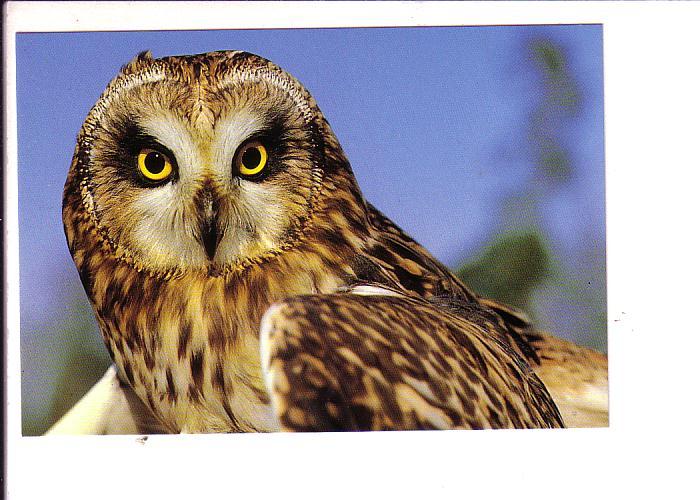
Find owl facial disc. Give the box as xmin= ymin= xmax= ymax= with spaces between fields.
xmin=71 ymin=50 xmax=328 ymax=276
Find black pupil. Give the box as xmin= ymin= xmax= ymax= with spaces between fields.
xmin=145 ymin=151 xmax=165 ymax=174
xmin=242 ymin=147 xmax=261 ymax=169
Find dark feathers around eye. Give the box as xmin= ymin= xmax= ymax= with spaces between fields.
xmin=102 ymin=120 xmax=179 ymax=186
xmin=238 ymin=111 xmax=313 ymax=182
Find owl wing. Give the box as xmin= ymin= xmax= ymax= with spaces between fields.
xmin=259 ymin=286 xmax=564 ymax=431
xmin=524 ymin=332 xmax=609 ymax=427
xmin=45 ymin=365 xmax=165 ymax=435
xmin=478 ymin=297 xmax=609 ymax=428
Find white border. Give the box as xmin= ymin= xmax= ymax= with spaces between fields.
xmin=5 ymin=1 xmax=700 ymax=498
xmin=4 ymin=1 xmax=631 ymax=31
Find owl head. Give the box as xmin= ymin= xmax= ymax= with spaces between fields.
xmin=64 ymin=50 xmax=365 ymax=278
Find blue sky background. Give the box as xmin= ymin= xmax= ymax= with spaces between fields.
xmin=16 ymin=26 xmax=604 ymax=433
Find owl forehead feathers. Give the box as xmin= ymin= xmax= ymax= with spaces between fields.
xmin=96 ymin=50 xmax=314 ymax=136
xmin=73 ymin=50 xmax=337 ymax=276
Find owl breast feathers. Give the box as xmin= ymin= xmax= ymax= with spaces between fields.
xmin=51 ymin=50 xmax=607 ymax=434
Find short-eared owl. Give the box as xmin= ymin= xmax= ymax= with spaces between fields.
xmin=52 ymin=50 xmax=607 ymax=434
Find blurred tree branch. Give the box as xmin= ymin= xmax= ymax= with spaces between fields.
xmin=454 ymin=36 xmax=606 ymax=353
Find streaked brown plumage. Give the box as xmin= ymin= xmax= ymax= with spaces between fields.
xmin=262 ymin=291 xmax=561 ymax=430
xmin=54 ymin=50 xmax=606 ymax=434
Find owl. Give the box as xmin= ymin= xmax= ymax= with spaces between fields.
xmin=51 ymin=50 xmax=607 ymax=434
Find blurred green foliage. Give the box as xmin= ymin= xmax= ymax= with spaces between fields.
xmin=456 ymin=229 xmax=550 ymax=313
xmin=454 ymin=37 xmax=606 ymax=353
xmin=47 ymin=318 xmax=112 ymax=430
xmin=533 ymin=40 xmax=581 ymax=110
xmin=22 ymin=290 xmax=110 ymax=436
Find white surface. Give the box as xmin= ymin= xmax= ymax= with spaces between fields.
xmin=5 ymin=1 xmax=700 ymax=499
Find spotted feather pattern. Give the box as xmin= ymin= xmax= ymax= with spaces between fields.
xmin=262 ymin=293 xmax=563 ymax=430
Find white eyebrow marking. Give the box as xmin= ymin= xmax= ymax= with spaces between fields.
xmin=210 ymin=108 xmax=266 ymax=174
xmin=141 ymin=112 xmax=202 ymax=180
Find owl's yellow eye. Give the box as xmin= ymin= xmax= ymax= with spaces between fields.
xmin=137 ymin=148 xmax=173 ymax=182
xmin=236 ymin=141 xmax=268 ymax=178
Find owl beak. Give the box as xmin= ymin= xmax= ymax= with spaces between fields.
xmin=201 ymin=213 xmax=220 ymax=260
xmin=198 ymin=190 xmax=222 ymax=261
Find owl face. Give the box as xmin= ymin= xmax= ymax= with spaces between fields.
xmin=78 ymin=51 xmax=327 ymax=276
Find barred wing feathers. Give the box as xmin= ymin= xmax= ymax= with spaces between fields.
xmin=479 ymin=297 xmax=608 ymax=428
xmin=260 ymin=290 xmax=564 ymax=431
xmin=527 ymin=333 xmax=608 ymax=427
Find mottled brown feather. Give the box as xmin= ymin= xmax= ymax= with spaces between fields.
xmin=262 ymin=293 xmax=563 ymax=430
xmin=525 ymin=332 xmax=608 ymax=427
